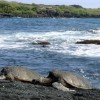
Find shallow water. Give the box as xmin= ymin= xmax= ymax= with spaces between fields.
xmin=0 ymin=18 xmax=100 ymax=88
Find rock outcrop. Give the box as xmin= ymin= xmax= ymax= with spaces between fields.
xmin=76 ymin=40 xmax=100 ymax=45
xmin=32 ymin=41 xmax=50 ymax=47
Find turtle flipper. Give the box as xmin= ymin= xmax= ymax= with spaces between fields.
xmin=52 ymin=82 xmax=75 ymax=92
xmin=0 ymin=75 xmax=6 ymax=80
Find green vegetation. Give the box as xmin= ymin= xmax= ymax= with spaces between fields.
xmin=0 ymin=0 xmax=100 ymax=18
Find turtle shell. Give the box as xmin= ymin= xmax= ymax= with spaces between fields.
xmin=0 ymin=66 xmax=41 ymax=82
xmin=49 ymin=70 xmax=93 ymax=89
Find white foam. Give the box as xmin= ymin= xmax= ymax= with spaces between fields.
xmin=0 ymin=30 xmax=100 ymax=57
xmin=92 ymin=29 xmax=100 ymax=34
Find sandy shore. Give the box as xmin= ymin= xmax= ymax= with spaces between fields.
xmin=0 ymin=80 xmax=100 ymax=100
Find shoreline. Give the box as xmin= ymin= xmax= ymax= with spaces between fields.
xmin=0 ymin=1 xmax=100 ymax=18
xmin=0 ymin=80 xmax=100 ymax=100
xmin=0 ymin=13 xmax=100 ymax=18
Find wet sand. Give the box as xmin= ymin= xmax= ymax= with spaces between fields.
xmin=0 ymin=80 xmax=100 ymax=100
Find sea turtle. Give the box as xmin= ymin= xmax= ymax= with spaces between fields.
xmin=46 ymin=70 xmax=93 ymax=91
xmin=0 ymin=66 xmax=51 ymax=85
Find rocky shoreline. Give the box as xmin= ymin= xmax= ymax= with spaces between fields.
xmin=0 ymin=13 xmax=100 ymax=18
xmin=0 ymin=1 xmax=100 ymax=18
xmin=0 ymin=80 xmax=100 ymax=100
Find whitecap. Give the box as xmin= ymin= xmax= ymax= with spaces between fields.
xmin=0 ymin=30 xmax=100 ymax=57
xmin=92 ymin=29 xmax=100 ymax=34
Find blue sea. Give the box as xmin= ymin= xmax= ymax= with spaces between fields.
xmin=0 ymin=18 xmax=100 ymax=88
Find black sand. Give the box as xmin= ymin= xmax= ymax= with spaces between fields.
xmin=0 ymin=80 xmax=100 ymax=100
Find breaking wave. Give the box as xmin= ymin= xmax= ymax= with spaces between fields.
xmin=0 ymin=30 xmax=100 ymax=57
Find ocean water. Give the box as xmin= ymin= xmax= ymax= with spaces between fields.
xmin=0 ymin=18 xmax=100 ymax=88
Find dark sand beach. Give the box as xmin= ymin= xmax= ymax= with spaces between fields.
xmin=0 ymin=80 xmax=100 ymax=100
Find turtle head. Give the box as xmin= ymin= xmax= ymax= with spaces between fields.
xmin=47 ymin=70 xmax=60 ymax=82
xmin=0 ymin=68 xmax=7 ymax=79
xmin=0 ymin=67 xmax=7 ymax=76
